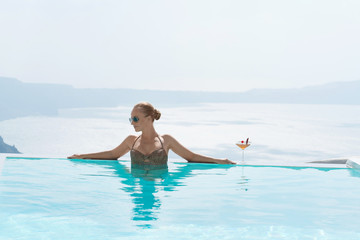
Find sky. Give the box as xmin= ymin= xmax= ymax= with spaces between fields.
xmin=0 ymin=0 xmax=360 ymax=92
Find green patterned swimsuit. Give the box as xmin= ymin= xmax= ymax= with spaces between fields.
xmin=130 ymin=135 xmax=168 ymax=169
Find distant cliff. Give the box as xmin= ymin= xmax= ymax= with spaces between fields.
xmin=1 ymin=76 xmax=360 ymax=121
xmin=0 ymin=136 xmax=20 ymax=153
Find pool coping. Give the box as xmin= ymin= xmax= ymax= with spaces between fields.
xmin=1 ymin=154 xmax=360 ymax=170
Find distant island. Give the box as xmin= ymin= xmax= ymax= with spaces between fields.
xmin=0 ymin=136 xmax=20 ymax=153
xmin=1 ymin=76 xmax=359 ymax=121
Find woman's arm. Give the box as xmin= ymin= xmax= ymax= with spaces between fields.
xmin=67 ymin=135 xmax=136 ymax=160
xmin=164 ymin=134 xmax=235 ymax=164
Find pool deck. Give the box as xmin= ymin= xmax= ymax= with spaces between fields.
xmin=1 ymin=153 xmax=360 ymax=170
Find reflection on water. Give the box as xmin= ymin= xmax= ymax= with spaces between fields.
xmin=69 ymin=159 xmax=235 ymax=228
xmin=129 ymin=164 xmax=169 ymax=228
xmin=127 ymin=162 xmax=235 ymax=228
xmin=238 ymin=166 xmax=249 ymax=192
xmin=64 ymin=159 xmax=360 ymax=229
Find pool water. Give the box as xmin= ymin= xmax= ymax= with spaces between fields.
xmin=1 ymin=157 xmax=360 ymax=239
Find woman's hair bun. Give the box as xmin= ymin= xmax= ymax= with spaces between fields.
xmin=153 ymin=109 xmax=161 ymax=120
xmin=134 ymin=102 xmax=161 ymax=121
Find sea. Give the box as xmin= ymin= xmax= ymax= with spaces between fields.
xmin=0 ymin=103 xmax=359 ymax=164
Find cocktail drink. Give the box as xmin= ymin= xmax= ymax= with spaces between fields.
xmin=236 ymin=142 xmax=250 ymax=150
xmin=236 ymin=138 xmax=250 ymax=163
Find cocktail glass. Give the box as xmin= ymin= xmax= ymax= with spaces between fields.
xmin=236 ymin=140 xmax=251 ymax=163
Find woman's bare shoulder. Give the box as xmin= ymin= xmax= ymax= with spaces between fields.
xmin=122 ymin=135 xmax=138 ymax=145
xmin=160 ymin=134 xmax=175 ymax=141
xmin=127 ymin=134 xmax=138 ymax=139
xmin=160 ymin=134 xmax=180 ymax=146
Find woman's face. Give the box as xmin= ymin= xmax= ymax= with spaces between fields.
xmin=130 ymin=108 xmax=152 ymax=132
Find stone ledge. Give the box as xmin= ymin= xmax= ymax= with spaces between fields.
xmin=346 ymin=156 xmax=360 ymax=169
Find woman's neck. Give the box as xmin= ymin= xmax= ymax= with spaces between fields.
xmin=141 ymin=125 xmax=158 ymax=140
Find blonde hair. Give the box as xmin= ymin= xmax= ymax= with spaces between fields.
xmin=134 ymin=102 xmax=161 ymax=121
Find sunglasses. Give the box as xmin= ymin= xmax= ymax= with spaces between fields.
xmin=129 ymin=116 xmax=139 ymax=123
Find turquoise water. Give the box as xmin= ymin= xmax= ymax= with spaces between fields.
xmin=1 ymin=157 xmax=360 ymax=239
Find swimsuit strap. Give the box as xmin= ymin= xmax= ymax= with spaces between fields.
xmin=131 ymin=135 xmax=164 ymax=150
xmin=157 ymin=135 xmax=164 ymax=149
xmin=131 ymin=135 xmax=141 ymax=150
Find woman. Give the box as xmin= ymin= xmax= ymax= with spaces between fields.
xmin=68 ymin=102 xmax=235 ymax=165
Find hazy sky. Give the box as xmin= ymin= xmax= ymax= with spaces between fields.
xmin=1 ymin=0 xmax=359 ymax=92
